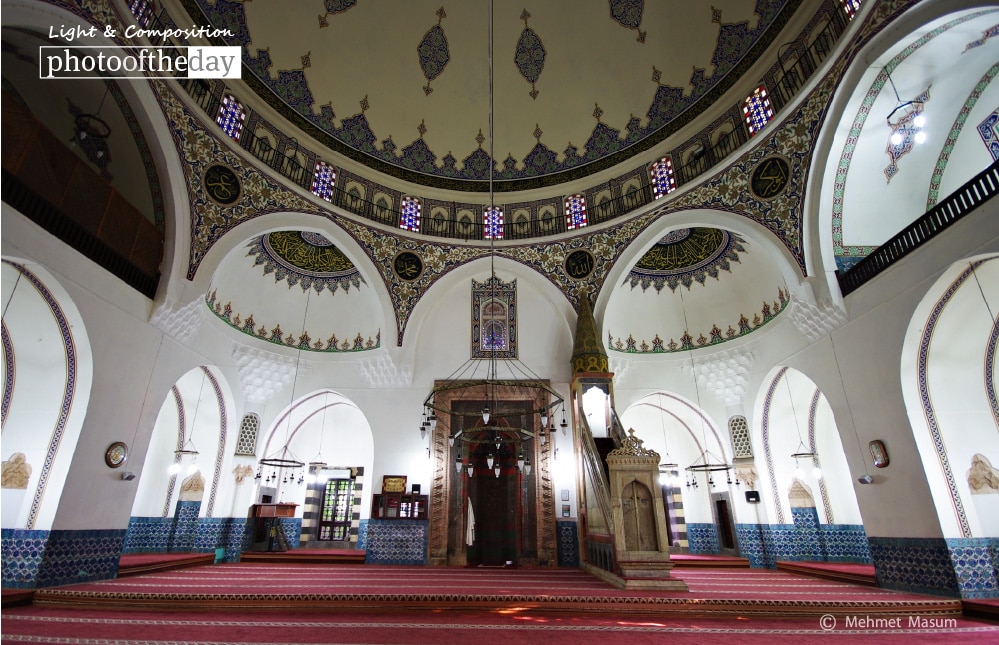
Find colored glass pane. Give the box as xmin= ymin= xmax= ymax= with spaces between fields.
xmin=484 ymin=206 xmax=503 ymax=240
xmin=650 ymin=157 xmax=676 ymax=199
xmin=216 ymin=94 xmax=245 ymax=141
xmin=400 ymin=196 xmax=422 ymax=232
xmin=742 ymin=85 xmax=773 ymax=136
xmin=565 ymin=194 xmax=588 ymax=230
xmin=311 ymin=161 xmax=336 ymax=202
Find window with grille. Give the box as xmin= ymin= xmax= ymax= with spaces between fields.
xmin=318 ymin=478 xmax=354 ymax=541
xmin=650 ymin=157 xmax=676 ymax=199
xmin=216 ymin=94 xmax=246 ymax=141
xmin=742 ymin=86 xmax=773 ymax=137
xmin=484 ymin=206 xmax=503 ymax=240
xmin=729 ymin=416 xmax=753 ymax=459
xmin=311 ymin=161 xmax=336 ymax=202
xmin=564 ymin=194 xmax=588 ymax=230
xmin=840 ymin=0 xmax=862 ymax=19
xmin=399 ymin=196 xmax=422 ymax=232
xmin=235 ymin=414 xmax=259 ymax=457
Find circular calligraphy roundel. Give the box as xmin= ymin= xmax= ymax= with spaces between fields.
xmin=393 ymin=251 xmax=424 ymax=282
xmin=203 ymin=165 xmax=241 ymax=205
xmin=750 ymin=155 xmax=790 ymax=201
xmin=564 ymin=249 xmax=596 ymax=280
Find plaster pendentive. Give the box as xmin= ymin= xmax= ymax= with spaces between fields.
xmin=150 ymin=297 xmax=205 ymax=344
xmin=694 ymin=347 xmax=756 ymax=408
xmin=231 ymin=345 xmax=299 ymax=406
xmin=350 ymin=354 xmax=413 ymax=388
xmin=788 ymin=293 xmax=847 ymax=342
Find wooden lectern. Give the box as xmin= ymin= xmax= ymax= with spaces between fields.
xmin=248 ymin=503 xmax=298 ymax=551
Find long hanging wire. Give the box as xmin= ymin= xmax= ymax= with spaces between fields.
xmin=971 ymin=260 xmax=996 ymax=325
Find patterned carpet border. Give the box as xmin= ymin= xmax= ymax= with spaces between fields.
xmin=31 ymin=589 xmax=963 ymax=617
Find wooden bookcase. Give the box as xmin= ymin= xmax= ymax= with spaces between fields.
xmin=371 ymin=492 xmax=428 ymax=519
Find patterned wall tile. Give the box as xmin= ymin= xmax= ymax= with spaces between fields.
xmin=946 ymin=537 xmax=999 ymax=599
xmin=791 ymin=506 xmax=823 ymax=562
xmin=123 ymin=517 xmax=174 ymax=553
xmin=1 ymin=529 xmax=49 ymax=588
xmin=357 ymin=519 xmax=369 ymax=551
xmin=168 ymin=501 xmax=201 ymax=552
xmin=868 ymin=536 xmax=961 ymax=598
xmin=35 ymin=530 xmax=125 ymax=588
xmin=1 ymin=529 xmax=126 ymax=588
xmin=556 ymin=520 xmax=580 ymax=567
xmin=821 ymin=524 xmax=871 ymax=563
xmin=364 ymin=520 xmax=428 ymax=565
xmin=686 ymin=523 xmax=720 ymax=554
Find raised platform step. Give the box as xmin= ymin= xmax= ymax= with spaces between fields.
xmin=963 ymin=598 xmax=999 ymax=621
xmin=30 ymin=563 xmax=962 ymax=619
xmin=239 ymin=548 xmax=366 ymax=564
xmin=1 ymin=588 xmax=35 ymax=608
xmin=776 ymin=561 xmax=877 ymax=587
xmin=117 ymin=553 xmax=216 ymax=578
xmin=671 ymin=554 xmax=750 ymax=568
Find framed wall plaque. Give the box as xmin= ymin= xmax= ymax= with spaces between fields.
xmin=869 ymin=440 xmax=889 ymax=468
xmin=382 ymin=475 xmax=407 ymax=493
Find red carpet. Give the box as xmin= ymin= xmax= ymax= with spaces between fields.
xmin=2 ymin=606 xmax=997 ymax=644
xmin=4 ymin=565 xmax=997 ymax=644
xmin=26 ymin=564 xmax=962 ymax=617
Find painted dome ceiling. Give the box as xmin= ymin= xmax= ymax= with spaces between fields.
xmin=206 ymin=231 xmax=383 ymax=353
xmin=605 ymin=228 xmax=789 ymax=354
xmin=191 ymin=0 xmax=798 ymax=189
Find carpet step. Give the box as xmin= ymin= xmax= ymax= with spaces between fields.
xmin=117 ymin=553 xmax=216 ymax=578
xmin=776 ymin=561 xmax=877 ymax=586
xmin=671 ymin=555 xmax=750 ymax=568
xmin=239 ymin=549 xmax=366 ymax=564
xmin=1 ymin=589 xmax=35 ymax=608
xmin=963 ymin=599 xmax=999 ymax=621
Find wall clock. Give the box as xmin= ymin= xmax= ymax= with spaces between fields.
xmin=105 ymin=442 xmax=128 ymax=468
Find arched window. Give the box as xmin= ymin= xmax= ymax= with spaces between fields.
xmin=484 ymin=206 xmax=503 ymax=240
xmin=129 ymin=0 xmax=156 ymax=27
xmin=742 ymin=85 xmax=774 ymax=137
xmin=399 ymin=196 xmax=422 ymax=232
xmin=311 ymin=161 xmax=336 ymax=202
xmin=471 ymin=276 xmax=517 ymax=358
xmin=650 ymin=157 xmax=676 ymax=199
xmin=564 ymin=194 xmax=588 ymax=230
xmin=840 ymin=0 xmax=862 ymax=19
xmin=729 ymin=416 xmax=752 ymax=459
xmin=216 ymin=94 xmax=246 ymax=141
xmin=235 ymin=413 xmax=259 ymax=457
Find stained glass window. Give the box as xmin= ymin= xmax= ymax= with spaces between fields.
xmin=563 ymin=194 xmax=588 ymax=230
xmin=216 ymin=94 xmax=246 ymax=141
xmin=471 ymin=276 xmax=517 ymax=359
xmin=742 ymin=85 xmax=773 ymax=137
xmin=481 ymin=301 xmax=508 ymax=351
xmin=399 ymin=196 xmax=422 ymax=232
xmin=311 ymin=161 xmax=336 ymax=202
xmin=650 ymin=157 xmax=676 ymax=199
xmin=840 ymin=0 xmax=862 ymax=19
xmin=129 ymin=0 xmax=155 ymax=27
xmin=484 ymin=206 xmax=503 ymax=240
